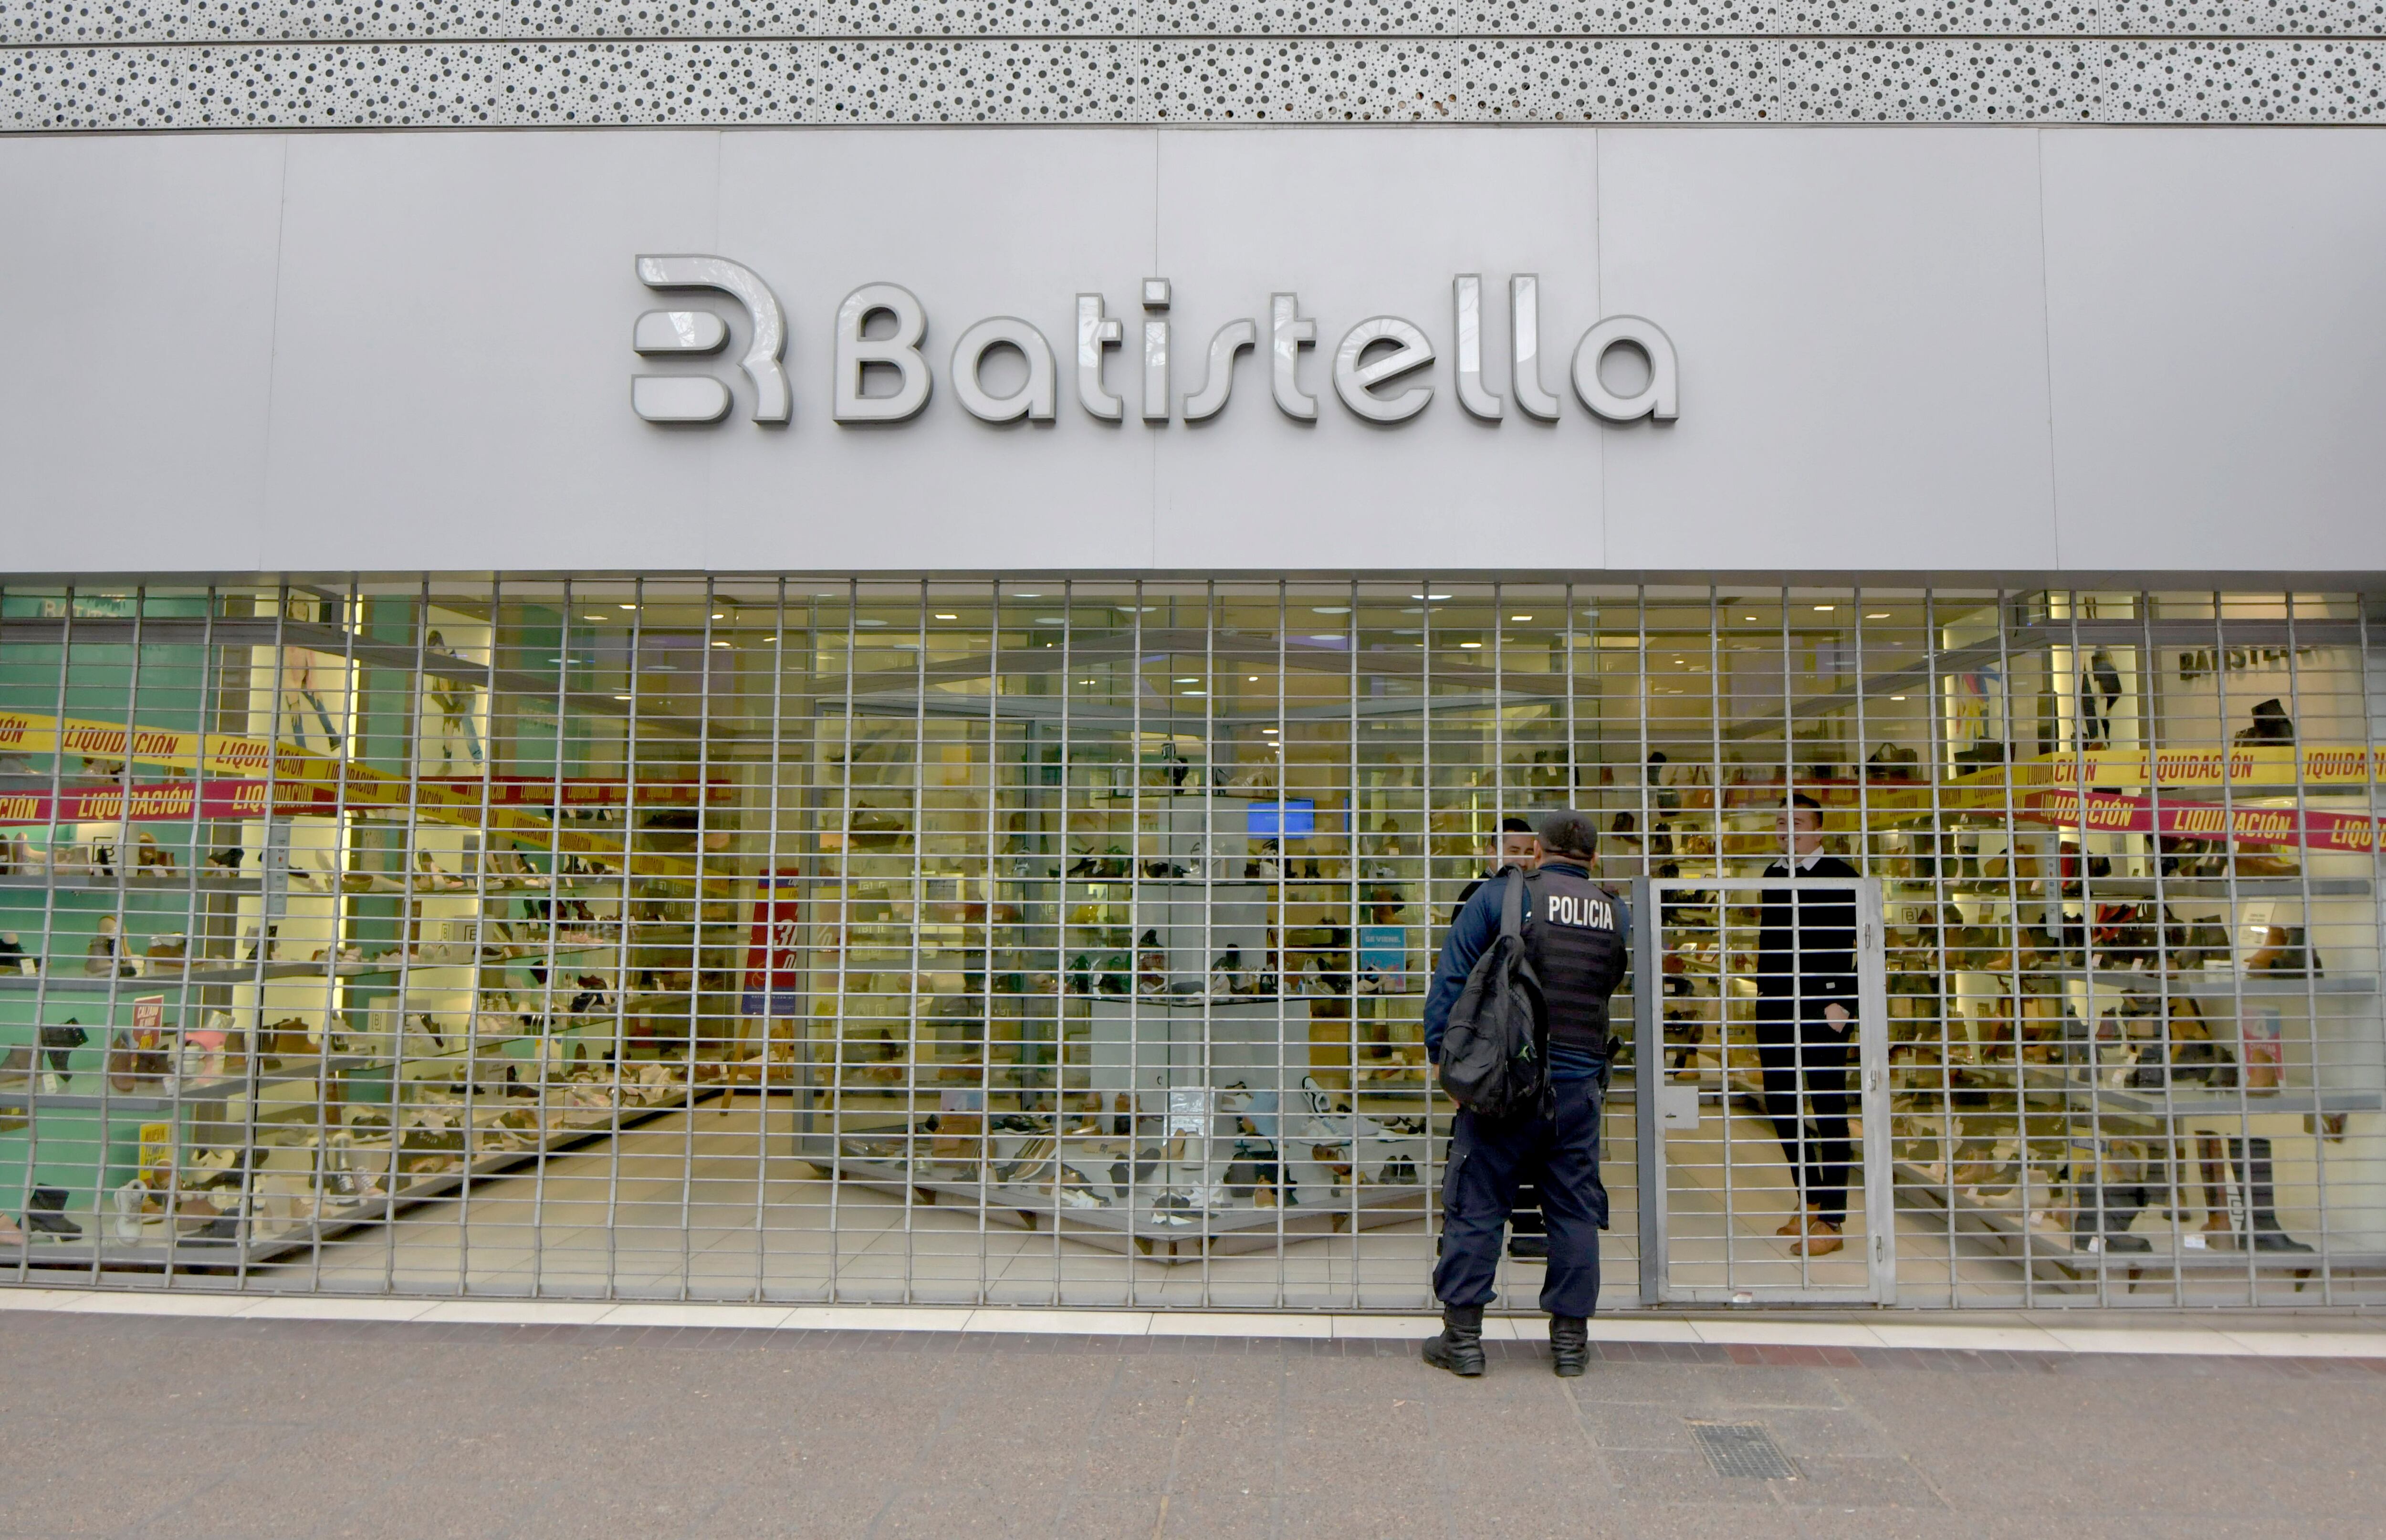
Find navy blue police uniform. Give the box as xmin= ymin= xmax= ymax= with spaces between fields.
xmin=1422 ymin=859 xmax=1629 ymax=1320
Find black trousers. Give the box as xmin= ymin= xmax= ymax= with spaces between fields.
xmin=1753 ymin=997 xmax=1853 ymax=1226
xmin=1433 ymin=1078 xmax=1607 ymax=1318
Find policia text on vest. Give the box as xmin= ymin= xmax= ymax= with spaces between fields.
xmin=1418 ymin=810 xmax=1629 ymax=1379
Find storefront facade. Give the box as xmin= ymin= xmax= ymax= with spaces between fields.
xmin=5 ymin=6 xmax=2385 ymax=1310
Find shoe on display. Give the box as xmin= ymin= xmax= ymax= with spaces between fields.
xmin=112 ymin=1181 xmax=147 ymax=1243
xmin=1423 ymin=1304 xmax=1486 ymax=1378
xmin=1549 ymin=1315 xmax=1590 ymax=1378
xmin=25 ymin=1187 xmax=81 ymax=1238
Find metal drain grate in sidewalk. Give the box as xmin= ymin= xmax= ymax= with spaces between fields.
xmin=1687 ymin=1422 xmax=1801 ymax=1480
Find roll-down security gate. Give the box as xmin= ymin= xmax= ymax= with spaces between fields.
xmin=1633 ymin=878 xmax=1895 ymax=1305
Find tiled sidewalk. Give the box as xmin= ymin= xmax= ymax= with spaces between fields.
xmin=5 ymin=1284 xmax=2384 ymax=1361
xmin=1 ymin=1295 xmax=2382 ymax=1538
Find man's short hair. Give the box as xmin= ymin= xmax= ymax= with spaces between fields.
xmin=1790 ymin=792 xmax=1823 ymax=813
xmin=1498 ymin=816 xmax=1536 ymax=834
xmin=1532 ymin=809 xmax=1600 ymax=859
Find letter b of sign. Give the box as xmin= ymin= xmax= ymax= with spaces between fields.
xmin=631 ymin=255 xmax=790 ymax=424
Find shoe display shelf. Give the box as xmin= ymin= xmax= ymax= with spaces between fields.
xmin=0 ymin=1065 xmax=737 ymax=1270
xmin=1 ymin=824 xmax=726 ymax=1268
xmin=793 ymin=1024 xmax=1431 ymax=1263
xmin=1896 ymin=1150 xmax=2367 ymax=1289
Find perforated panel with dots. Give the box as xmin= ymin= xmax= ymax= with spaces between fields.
xmin=3 ymin=4 xmax=2383 ymax=126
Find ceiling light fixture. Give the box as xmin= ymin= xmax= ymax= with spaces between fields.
xmin=1865 ymin=612 xmax=1890 ymax=619
xmin=1814 ymin=605 xmax=1835 ymax=612
xmin=934 ymin=612 xmax=958 ymax=620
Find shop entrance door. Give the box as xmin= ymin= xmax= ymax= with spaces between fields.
xmin=1631 ymin=878 xmax=1894 ymax=1305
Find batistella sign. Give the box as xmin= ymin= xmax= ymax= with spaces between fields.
xmin=628 ymin=256 xmax=1679 ymax=430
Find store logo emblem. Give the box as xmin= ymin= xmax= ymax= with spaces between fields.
xmin=629 ymin=254 xmax=1677 ymax=429
xmin=632 ymin=255 xmax=789 ymax=424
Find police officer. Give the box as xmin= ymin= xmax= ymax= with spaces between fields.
xmin=1420 ymin=809 xmax=1628 ymax=1379
xmin=1450 ymin=817 xmax=1550 ymax=1262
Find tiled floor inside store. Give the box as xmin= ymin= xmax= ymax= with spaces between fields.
xmin=1 ymin=1299 xmax=2380 ymax=1539
xmin=214 ymin=1095 xmax=2301 ymax=1309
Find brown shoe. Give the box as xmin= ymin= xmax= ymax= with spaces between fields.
xmin=1777 ymin=1205 xmax=1818 ymax=1238
xmin=1796 ymin=1221 xmax=1844 ymax=1257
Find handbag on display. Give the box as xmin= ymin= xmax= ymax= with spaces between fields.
xmin=1865 ymin=743 xmax=1919 ymax=783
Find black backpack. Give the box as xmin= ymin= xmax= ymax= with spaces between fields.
xmin=1437 ymin=870 xmax=1550 ymax=1119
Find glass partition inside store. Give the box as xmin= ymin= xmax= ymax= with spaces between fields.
xmin=1 ymin=579 xmax=2381 ymax=1310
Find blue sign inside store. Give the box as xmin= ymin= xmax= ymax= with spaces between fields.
xmin=1245 ymin=800 xmax=1315 ymax=838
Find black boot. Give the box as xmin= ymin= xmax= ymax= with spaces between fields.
xmin=25 ymin=1186 xmax=82 ymax=1238
xmin=1423 ymin=1304 xmax=1486 ymax=1378
xmin=1550 ymin=1315 xmax=1590 ymax=1378
xmin=2241 ymin=1138 xmax=2315 ymax=1254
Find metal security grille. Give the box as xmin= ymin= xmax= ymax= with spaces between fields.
xmin=0 ymin=579 xmax=2380 ymax=1310
xmin=1636 ymin=877 xmax=1894 ymax=1305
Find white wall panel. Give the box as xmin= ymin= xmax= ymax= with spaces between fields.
xmin=3 ymin=125 xmax=2383 ymax=577
xmin=1597 ymin=127 xmax=2059 ymax=573
xmin=260 ymin=132 xmax=723 ymax=570
xmin=2040 ymin=129 xmax=2386 ymax=574
xmin=0 ymin=136 xmax=286 ymax=572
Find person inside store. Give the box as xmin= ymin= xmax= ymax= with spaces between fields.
xmin=1420 ymin=809 xmax=1627 ymax=1380
xmin=1450 ymin=817 xmax=1552 ymax=1261
xmin=1756 ymin=792 xmax=1860 ymax=1258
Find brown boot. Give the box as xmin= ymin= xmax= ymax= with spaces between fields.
xmin=1796 ymin=1220 xmax=1844 ymax=1257
xmin=1777 ymin=1204 xmax=1818 ymax=1239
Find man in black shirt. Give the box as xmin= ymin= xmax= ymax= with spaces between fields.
xmin=1755 ymin=793 xmax=1859 ymax=1257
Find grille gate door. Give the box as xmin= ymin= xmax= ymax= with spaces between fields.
xmin=1633 ymin=878 xmax=1894 ymax=1305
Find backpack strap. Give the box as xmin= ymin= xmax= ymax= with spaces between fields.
xmin=1499 ymin=866 xmax=1527 ymax=942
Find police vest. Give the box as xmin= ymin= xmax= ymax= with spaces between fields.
xmin=1517 ymin=865 xmax=1628 ymax=1050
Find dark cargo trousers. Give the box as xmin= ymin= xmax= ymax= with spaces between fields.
xmin=1432 ymin=1076 xmax=1609 ymax=1318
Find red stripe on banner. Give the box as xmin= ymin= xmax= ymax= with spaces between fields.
xmin=2020 ymin=789 xmax=2381 ymax=853
xmin=0 ymin=776 xmax=732 ymax=825
xmin=0 ymin=780 xmax=337 ymax=826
